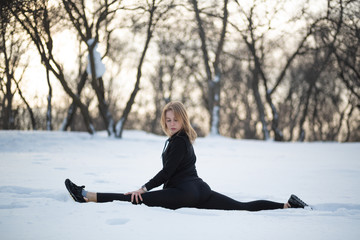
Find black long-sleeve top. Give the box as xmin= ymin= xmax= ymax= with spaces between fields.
xmin=144 ymin=131 xmax=199 ymax=191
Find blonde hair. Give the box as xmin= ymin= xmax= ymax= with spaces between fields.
xmin=161 ymin=101 xmax=197 ymax=143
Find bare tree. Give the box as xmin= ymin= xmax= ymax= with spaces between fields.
xmin=229 ymin=0 xmax=319 ymax=141
xmin=62 ymin=0 xmax=119 ymax=135
xmin=60 ymin=68 xmax=88 ymax=131
xmin=0 ymin=19 xmax=16 ymax=129
xmin=219 ymin=52 xmax=261 ymax=139
xmin=148 ymin=52 xmax=173 ymax=134
xmin=190 ymin=0 xmax=228 ymax=135
xmin=115 ymin=0 xmax=175 ymax=138
xmin=148 ymin=36 xmax=190 ymax=134
xmin=11 ymin=0 xmax=95 ymax=133
xmin=297 ymin=0 xmax=344 ymax=141
xmin=14 ymin=72 xmax=37 ymax=130
xmin=332 ymin=0 xmax=359 ymax=102
xmin=0 ymin=4 xmax=30 ymax=129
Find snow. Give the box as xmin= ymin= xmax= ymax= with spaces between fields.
xmin=0 ymin=130 xmax=359 ymax=240
xmin=86 ymin=39 xmax=106 ymax=78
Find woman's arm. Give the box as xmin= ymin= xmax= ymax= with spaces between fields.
xmin=144 ymin=137 xmax=186 ymax=191
xmin=125 ymin=137 xmax=186 ymax=204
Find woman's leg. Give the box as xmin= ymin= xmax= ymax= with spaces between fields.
xmin=69 ymin=178 xmax=285 ymax=211
xmin=197 ymin=190 xmax=285 ymax=211
xmin=142 ymin=187 xmax=199 ymax=209
xmin=85 ymin=191 xmax=97 ymax=202
xmin=96 ymin=181 xmax=204 ymax=210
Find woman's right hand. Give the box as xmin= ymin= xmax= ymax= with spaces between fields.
xmin=125 ymin=188 xmax=146 ymax=204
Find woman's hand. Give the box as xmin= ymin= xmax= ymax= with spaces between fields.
xmin=125 ymin=188 xmax=146 ymax=204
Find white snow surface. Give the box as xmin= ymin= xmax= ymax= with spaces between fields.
xmin=0 ymin=130 xmax=359 ymax=240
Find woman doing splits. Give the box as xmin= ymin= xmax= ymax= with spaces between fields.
xmin=65 ymin=101 xmax=309 ymax=211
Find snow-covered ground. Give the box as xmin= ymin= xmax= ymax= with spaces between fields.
xmin=0 ymin=130 xmax=359 ymax=240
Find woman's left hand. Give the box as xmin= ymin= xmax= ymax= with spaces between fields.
xmin=125 ymin=188 xmax=146 ymax=204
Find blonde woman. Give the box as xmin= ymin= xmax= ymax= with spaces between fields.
xmin=65 ymin=101 xmax=308 ymax=211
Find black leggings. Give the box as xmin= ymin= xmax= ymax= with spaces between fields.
xmin=97 ymin=179 xmax=284 ymax=211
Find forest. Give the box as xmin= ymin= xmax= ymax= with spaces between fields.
xmin=1 ymin=0 xmax=359 ymax=141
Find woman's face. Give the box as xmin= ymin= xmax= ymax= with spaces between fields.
xmin=165 ymin=110 xmax=182 ymax=135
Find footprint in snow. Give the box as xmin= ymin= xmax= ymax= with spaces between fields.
xmin=106 ymin=218 xmax=130 ymax=225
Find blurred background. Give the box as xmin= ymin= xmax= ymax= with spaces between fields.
xmin=0 ymin=0 xmax=359 ymax=141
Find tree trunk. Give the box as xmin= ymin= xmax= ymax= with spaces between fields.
xmin=45 ymin=66 xmax=52 ymax=130
xmin=250 ymin=72 xmax=269 ymax=140
xmin=87 ymin=39 xmax=114 ymax=135
xmin=191 ymin=0 xmax=213 ymax=121
xmin=298 ymin=78 xmax=315 ymax=142
xmin=60 ymin=69 xmax=88 ymax=131
xmin=115 ymin=0 xmax=156 ymax=138
xmin=192 ymin=0 xmax=228 ymax=135
xmin=1 ymin=37 xmax=14 ymax=129
xmin=14 ymin=79 xmax=36 ymax=130
xmin=3 ymin=79 xmax=14 ymax=130
xmin=265 ymin=93 xmax=283 ymax=141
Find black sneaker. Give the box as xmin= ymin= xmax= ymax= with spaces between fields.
xmin=288 ymin=194 xmax=308 ymax=208
xmin=65 ymin=179 xmax=86 ymax=203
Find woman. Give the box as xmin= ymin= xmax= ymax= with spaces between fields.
xmin=65 ymin=101 xmax=309 ymax=211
